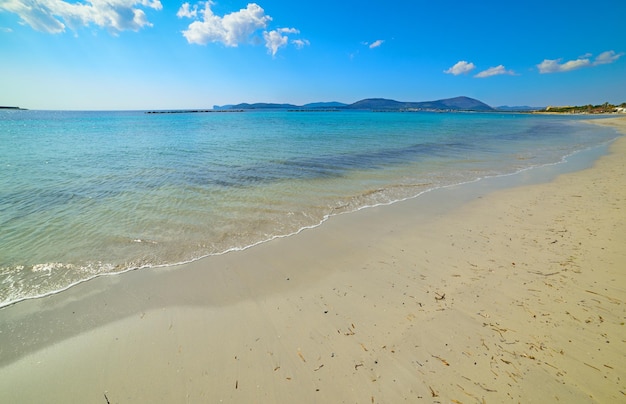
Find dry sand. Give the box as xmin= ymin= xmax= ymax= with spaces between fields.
xmin=1 ymin=117 xmax=625 ymax=403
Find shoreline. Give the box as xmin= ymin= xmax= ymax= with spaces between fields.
xmin=1 ymin=118 xmax=619 ymax=311
xmin=1 ymin=117 xmax=624 ymax=402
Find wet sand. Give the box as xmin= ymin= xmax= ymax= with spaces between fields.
xmin=1 ymin=117 xmax=624 ymax=403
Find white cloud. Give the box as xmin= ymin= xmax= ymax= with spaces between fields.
xmin=537 ymin=50 xmax=623 ymax=73
xmin=593 ymin=50 xmax=624 ymax=65
xmin=369 ymin=39 xmax=384 ymax=49
xmin=474 ymin=65 xmax=515 ymax=78
xmin=263 ymin=28 xmax=294 ymax=56
xmin=0 ymin=0 xmax=162 ymax=33
xmin=179 ymin=2 xmax=307 ymax=56
xmin=176 ymin=2 xmax=197 ymax=19
xmin=292 ymin=38 xmax=310 ymax=49
xmin=0 ymin=1 xmax=64 ymax=33
xmin=179 ymin=3 xmax=270 ymax=46
xmin=444 ymin=60 xmax=476 ymax=75
xmin=537 ymin=57 xmax=590 ymax=73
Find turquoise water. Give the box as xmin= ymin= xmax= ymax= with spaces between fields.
xmin=0 ymin=110 xmax=620 ymax=307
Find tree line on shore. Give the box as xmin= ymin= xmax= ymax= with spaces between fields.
xmin=545 ymin=102 xmax=626 ymax=114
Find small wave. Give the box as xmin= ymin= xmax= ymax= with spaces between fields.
xmin=131 ymin=238 xmax=158 ymax=244
xmin=31 ymin=262 xmax=74 ymax=272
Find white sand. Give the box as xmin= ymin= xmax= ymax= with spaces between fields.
xmin=1 ymin=117 xmax=624 ymax=403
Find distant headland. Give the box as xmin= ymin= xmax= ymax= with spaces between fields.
xmin=0 ymin=106 xmax=27 ymax=110
xmin=145 ymin=109 xmax=244 ymax=114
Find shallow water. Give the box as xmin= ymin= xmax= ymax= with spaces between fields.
xmin=0 ymin=110 xmax=620 ymax=307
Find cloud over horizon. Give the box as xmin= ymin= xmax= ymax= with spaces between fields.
xmin=369 ymin=39 xmax=384 ymax=49
xmin=178 ymin=2 xmax=269 ymax=47
xmin=537 ymin=50 xmax=624 ymax=73
xmin=0 ymin=0 xmax=162 ymax=34
xmin=178 ymin=2 xmax=306 ymax=56
xmin=291 ymin=38 xmax=310 ymax=49
xmin=264 ymin=27 xmax=301 ymax=56
xmin=444 ymin=61 xmax=476 ymax=75
xmin=474 ymin=65 xmax=515 ymax=78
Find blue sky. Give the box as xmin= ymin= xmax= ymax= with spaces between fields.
xmin=1 ymin=0 xmax=625 ymax=110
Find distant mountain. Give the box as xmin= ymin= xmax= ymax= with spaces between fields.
xmin=345 ymin=98 xmax=406 ymax=110
xmin=214 ymin=102 xmax=300 ymax=110
xmin=214 ymin=96 xmax=494 ymax=112
xmin=214 ymin=101 xmax=347 ymax=110
xmin=421 ymin=96 xmax=493 ymax=111
xmin=345 ymin=96 xmax=493 ymax=111
xmin=496 ymin=105 xmax=545 ymax=112
xmin=302 ymin=101 xmax=348 ymax=109
xmin=213 ymin=104 xmax=234 ymax=110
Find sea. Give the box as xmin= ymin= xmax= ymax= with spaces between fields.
xmin=0 ymin=109 xmax=621 ymax=308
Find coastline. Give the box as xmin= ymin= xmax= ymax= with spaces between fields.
xmin=0 ymin=117 xmax=624 ymax=402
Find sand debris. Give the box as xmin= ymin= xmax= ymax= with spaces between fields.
xmin=431 ymin=354 xmax=450 ymax=366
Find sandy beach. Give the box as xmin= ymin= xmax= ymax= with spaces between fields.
xmin=1 ymin=117 xmax=625 ymax=403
